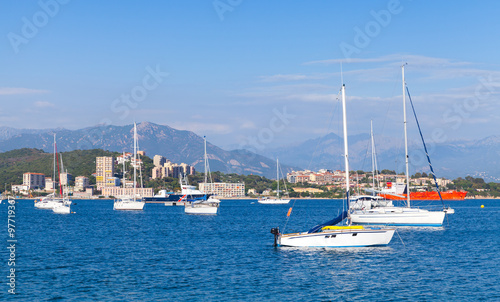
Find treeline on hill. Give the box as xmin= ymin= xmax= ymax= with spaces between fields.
xmin=0 ymin=148 xmax=123 ymax=187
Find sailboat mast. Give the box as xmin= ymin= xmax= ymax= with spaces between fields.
xmin=402 ymin=64 xmax=411 ymax=208
xmin=371 ymin=120 xmax=376 ymax=196
xmin=53 ymin=134 xmax=56 ymax=192
xmin=341 ymin=84 xmax=350 ymax=203
xmin=122 ymin=152 xmax=125 ymax=189
xmin=204 ymin=136 xmax=207 ymax=184
xmin=133 ymin=122 xmax=137 ymax=202
xmin=277 ymin=158 xmax=279 ymax=199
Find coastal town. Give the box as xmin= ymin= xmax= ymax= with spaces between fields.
xmin=8 ymin=151 xmax=488 ymax=200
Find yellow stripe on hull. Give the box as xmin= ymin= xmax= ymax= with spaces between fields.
xmin=322 ymin=225 xmax=364 ymax=230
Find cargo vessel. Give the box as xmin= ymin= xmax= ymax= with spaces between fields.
xmin=377 ymin=182 xmax=467 ymax=201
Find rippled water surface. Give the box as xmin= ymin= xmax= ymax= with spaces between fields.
xmin=1 ymin=199 xmax=499 ymax=301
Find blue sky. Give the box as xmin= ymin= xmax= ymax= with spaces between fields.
xmin=1 ymin=0 xmax=499 ymax=151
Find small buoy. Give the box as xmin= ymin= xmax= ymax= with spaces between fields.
xmin=481 ymin=205 xmax=484 ymax=208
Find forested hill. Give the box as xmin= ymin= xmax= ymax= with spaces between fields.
xmin=0 ymin=148 xmax=120 ymax=187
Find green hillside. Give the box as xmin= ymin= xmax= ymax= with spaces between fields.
xmin=0 ymin=148 xmax=121 ymax=188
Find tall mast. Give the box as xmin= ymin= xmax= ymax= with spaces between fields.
xmin=122 ymin=152 xmax=125 ymax=189
xmin=277 ymin=158 xmax=279 ymax=199
xmin=204 ymin=136 xmax=207 ymax=184
xmin=402 ymin=64 xmax=411 ymax=208
xmin=133 ymin=122 xmax=137 ymax=201
xmin=53 ymin=134 xmax=56 ymax=192
xmin=371 ymin=120 xmax=375 ymax=195
xmin=341 ymin=84 xmax=350 ymax=208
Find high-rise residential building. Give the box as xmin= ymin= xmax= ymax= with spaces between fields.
xmin=23 ymin=172 xmax=45 ymax=190
xmin=60 ymin=172 xmax=73 ymax=186
xmin=153 ymin=155 xmax=166 ymax=167
xmin=96 ymin=156 xmax=115 ymax=190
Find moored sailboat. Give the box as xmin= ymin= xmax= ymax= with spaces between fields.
xmin=350 ymin=65 xmax=446 ymax=226
xmin=258 ymin=158 xmax=290 ymax=204
xmin=184 ymin=136 xmax=220 ymax=215
xmin=271 ymin=84 xmax=395 ymax=248
xmin=114 ymin=123 xmax=145 ymax=211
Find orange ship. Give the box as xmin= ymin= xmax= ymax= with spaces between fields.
xmin=379 ymin=190 xmax=467 ymax=201
xmin=378 ymin=182 xmax=467 ymax=200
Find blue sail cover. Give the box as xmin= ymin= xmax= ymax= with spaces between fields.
xmin=307 ymin=211 xmax=349 ymax=233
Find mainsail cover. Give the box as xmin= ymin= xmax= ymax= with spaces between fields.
xmin=307 ymin=210 xmax=348 ymax=233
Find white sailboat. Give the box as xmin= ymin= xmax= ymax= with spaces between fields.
xmin=271 ymin=84 xmax=395 ymax=248
xmin=350 ymin=121 xmax=394 ymax=211
xmin=33 ymin=134 xmax=72 ymax=212
xmin=114 ymin=123 xmax=145 ymax=211
xmin=258 ymin=158 xmax=290 ymax=204
xmin=184 ymin=136 xmax=220 ymax=215
xmin=350 ymin=65 xmax=445 ymax=226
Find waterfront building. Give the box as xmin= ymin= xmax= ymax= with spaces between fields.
xmin=96 ymin=156 xmax=115 ymax=190
xmin=60 ymin=172 xmax=73 ymax=186
xmin=75 ymin=176 xmax=90 ymax=191
xmin=199 ymin=182 xmax=245 ymax=198
xmin=45 ymin=177 xmax=57 ymax=191
xmin=23 ymin=172 xmax=45 ymax=190
xmin=106 ymin=177 xmax=121 ymax=187
xmin=102 ymin=187 xmax=153 ymax=198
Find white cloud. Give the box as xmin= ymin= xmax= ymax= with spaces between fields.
xmin=0 ymin=87 xmax=49 ymax=95
xmin=34 ymin=101 xmax=55 ymax=108
xmin=170 ymin=122 xmax=233 ymax=135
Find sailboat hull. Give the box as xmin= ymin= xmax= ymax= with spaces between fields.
xmin=350 ymin=207 xmax=445 ymax=226
xmin=114 ymin=201 xmax=145 ymax=210
xmin=52 ymin=205 xmax=71 ymax=214
xmin=184 ymin=203 xmax=219 ymax=215
xmin=278 ymin=228 xmax=395 ymax=247
xmin=257 ymin=198 xmax=290 ymax=204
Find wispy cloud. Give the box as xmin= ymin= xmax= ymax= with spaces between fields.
xmin=304 ymin=54 xmax=472 ymax=67
xmin=34 ymin=101 xmax=55 ymax=108
xmin=0 ymin=87 xmax=49 ymax=95
xmin=170 ymin=122 xmax=233 ymax=135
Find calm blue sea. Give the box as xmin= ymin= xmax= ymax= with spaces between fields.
xmin=1 ymin=198 xmax=499 ymax=301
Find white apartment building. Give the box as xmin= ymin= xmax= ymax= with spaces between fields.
xmin=199 ymin=182 xmax=245 ymax=198
xmin=75 ymin=176 xmax=90 ymax=191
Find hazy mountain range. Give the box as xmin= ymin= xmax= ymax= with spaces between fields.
xmin=260 ymin=132 xmax=500 ymax=182
xmin=0 ymin=122 xmax=499 ymax=181
xmin=0 ymin=122 xmax=298 ymax=179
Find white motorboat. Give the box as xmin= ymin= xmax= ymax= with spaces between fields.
xmin=271 ymin=83 xmax=395 ymax=248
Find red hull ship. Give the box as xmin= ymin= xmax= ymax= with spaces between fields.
xmin=379 ymin=190 xmax=467 ymax=201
